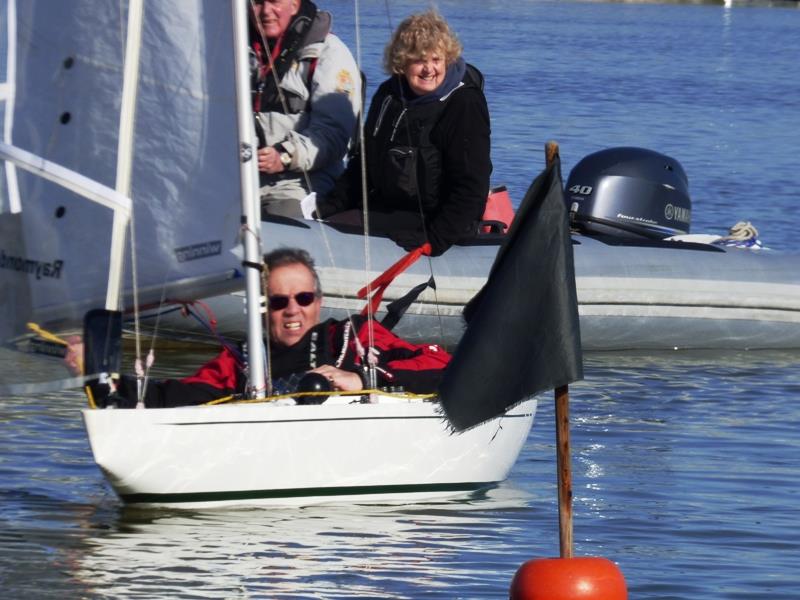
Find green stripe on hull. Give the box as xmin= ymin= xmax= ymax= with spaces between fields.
xmin=120 ymin=481 xmax=494 ymax=505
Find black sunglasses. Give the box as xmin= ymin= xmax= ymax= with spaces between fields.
xmin=268 ymin=291 xmax=317 ymax=311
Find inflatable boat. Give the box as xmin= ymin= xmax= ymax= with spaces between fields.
xmin=147 ymin=147 xmax=800 ymax=351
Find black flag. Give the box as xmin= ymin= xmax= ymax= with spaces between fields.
xmin=439 ymin=157 xmax=583 ymax=431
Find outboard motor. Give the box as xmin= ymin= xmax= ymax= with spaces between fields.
xmin=565 ymin=147 xmax=691 ymax=239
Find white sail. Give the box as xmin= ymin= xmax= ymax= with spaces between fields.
xmin=15 ymin=1 xmax=244 ymax=292
xmin=1 ymin=1 xmax=249 ymax=388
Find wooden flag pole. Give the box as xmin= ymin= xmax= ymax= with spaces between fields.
xmin=555 ymin=384 xmax=573 ymax=558
xmin=546 ymin=139 xmax=574 ymax=559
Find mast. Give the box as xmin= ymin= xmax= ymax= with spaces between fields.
xmin=232 ymin=0 xmax=267 ymax=397
xmin=111 ymin=0 xmax=143 ymax=314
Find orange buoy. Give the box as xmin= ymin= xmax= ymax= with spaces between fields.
xmin=509 ymin=556 xmax=627 ymax=600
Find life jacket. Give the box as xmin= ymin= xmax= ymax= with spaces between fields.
xmin=251 ymin=2 xmax=329 ymax=115
xmin=364 ymin=64 xmax=484 ymax=213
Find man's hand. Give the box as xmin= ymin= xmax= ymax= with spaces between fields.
xmin=63 ymin=335 xmax=84 ymax=376
xmin=258 ymin=146 xmax=286 ymax=174
xmin=310 ymin=365 xmax=363 ymax=391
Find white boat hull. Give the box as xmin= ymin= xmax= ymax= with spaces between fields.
xmin=81 ymin=395 xmax=537 ymax=509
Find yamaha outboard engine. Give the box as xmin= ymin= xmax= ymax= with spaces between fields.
xmin=565 ymin=147 xmax=691 ymax=239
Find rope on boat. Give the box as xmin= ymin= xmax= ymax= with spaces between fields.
xmin=725 ymin=220 xmax=759 ymax=241
xmin=714 ymin=220 xmax=764 ymax=249
xmin=203 ymin=389 xmax=437 ymax=406
xmin=247 ymin=0 xmax=386 ymax=389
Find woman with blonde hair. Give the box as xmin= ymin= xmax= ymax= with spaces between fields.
xmin=320 ymin=10 xmax=492 ymax=256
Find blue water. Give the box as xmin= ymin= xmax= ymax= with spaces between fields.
xmin=2 ymin=1 xmax=800 ymax=598
xmin=2 ymin=350 xmax=799 ymax=598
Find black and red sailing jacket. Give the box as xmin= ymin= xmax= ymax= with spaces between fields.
xmin=182 ymin=317 xmax=450 ymax=395
xmin=114 ymin=318 xmax=451 ymax=408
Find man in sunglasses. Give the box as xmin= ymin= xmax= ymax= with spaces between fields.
xmin=90 ymin=247 xmax=450 ymax=408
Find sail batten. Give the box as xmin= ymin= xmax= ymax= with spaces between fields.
xmin=0 ymin=142 xmax=131 ymax=214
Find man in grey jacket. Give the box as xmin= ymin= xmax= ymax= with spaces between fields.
xmin=251 ymin=0 xmax=361 ymax=218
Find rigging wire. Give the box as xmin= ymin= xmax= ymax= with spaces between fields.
xmin=136 ymin=275 xmax=170 ymax=402
xmin=383 ymin=0 xmax=394 ymax=32
xmin=354 ymin=0 xmax=379 ymax=388
xmin=128 ymin=209 xmax=146 ymax=406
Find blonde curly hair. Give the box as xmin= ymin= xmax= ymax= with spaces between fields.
xmin=383 ymin=10 xmax=463 ymax=75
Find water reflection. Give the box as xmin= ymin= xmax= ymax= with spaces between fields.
xmin=69 ymin=487 xmax=537 ymax=598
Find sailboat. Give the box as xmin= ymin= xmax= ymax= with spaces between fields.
xmin=0 ymin=1 xmax=553 ymax=508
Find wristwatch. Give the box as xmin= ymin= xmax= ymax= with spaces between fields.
xmin=274 ymin=143 xmax=292 ymax=168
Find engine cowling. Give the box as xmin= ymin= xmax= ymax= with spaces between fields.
xmin=565 ymin=147 xmax=691 ymax=239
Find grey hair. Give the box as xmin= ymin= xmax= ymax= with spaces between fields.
xmin=263 ymin=247 xmax=322 ymax=296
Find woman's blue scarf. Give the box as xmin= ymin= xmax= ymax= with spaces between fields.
xmin=394 ymin=57 xmax=467 ymax=106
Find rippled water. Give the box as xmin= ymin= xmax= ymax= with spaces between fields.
xmin=2 ymin=350 xmax=799 ymax=597
xmin=2 ymin=1 xmax=800 ymax=598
